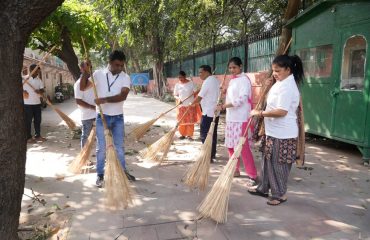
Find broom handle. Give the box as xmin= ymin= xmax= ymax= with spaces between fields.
xmin=211 ymin=68 xmax=228 ymax=122
xmin=161 ymin=92 xmax=195 ymax=117
xmin=22 ymin=45 xmax=57 ymax=87
xmin=81 ymin=37 xmax=109 ymax=130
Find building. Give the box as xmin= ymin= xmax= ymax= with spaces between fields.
xmin=22 ymin=48 xmax=75 ymax=100
xmin=287 ymin=0 xmax=370 ymax=163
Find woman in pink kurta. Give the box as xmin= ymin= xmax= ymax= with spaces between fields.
xmin=217 ymin=57 xmax=257 ymax=184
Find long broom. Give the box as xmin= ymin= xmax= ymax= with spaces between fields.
xmin=197 ymin=118 xmax=252 ymax=223
xmin=139 ymin=106 xmax=193 ymax=164
xmin=129 ymin=93 xmax=194 ymax=141
xmin=197 ymin=79 xmax=270 ymax=223
xmin=24 ymin=82 xmax=77 ymax=130
xmin=82 ymin=38 xmax=133 ymax=209
xmin=182 ymin=70 xmax=228 ymax=190
xmin=68 ymin=126 xmax=96 ymax=174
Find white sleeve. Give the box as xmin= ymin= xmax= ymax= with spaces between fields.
xmin=123 ymin=74 xmax=131 ymax=88
xmin=198 ymin=80 xmax=209 ymax=98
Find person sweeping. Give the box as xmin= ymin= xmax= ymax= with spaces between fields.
xmin=80 ymin=50 xmax=136 ymax=187
xmin=22 ymin=64 xmax=46 ymax=143
xmin=191 ymin=65 xmax=220 ymax=163
xmin=216 ymin=57 xmax=257 ymax=184
xmin=249 ymin=55 xmax=304 ymax=206
xmin=173 ymin=71 xmax=200 ymax=140
xmin=74 ymin=61 xmax=96 ymax=149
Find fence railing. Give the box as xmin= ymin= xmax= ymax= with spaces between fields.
xmin=143 ymin=28 xmax=281 ymax=79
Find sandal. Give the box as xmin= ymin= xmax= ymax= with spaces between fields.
xmin=234 ymin=170 xmax=241 ymax=177
xmin=267 ymin=197 xmax=287 ymax=206
xmin=248 ymin=189 xmax=268 ymax=198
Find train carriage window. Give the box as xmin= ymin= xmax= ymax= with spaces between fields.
xmin=341 ymin=35 xmax=366 ymax=91
xmin=296 ymin=45 xmax=333 ymax=79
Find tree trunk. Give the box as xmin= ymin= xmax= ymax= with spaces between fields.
xmin=152 ymin=60 xmax=166 ymax=97
xmin=276 ymin=0 xmax=300 ymax=55
xmin=55 ymin=27 xmax=81 ymax=80
xmin=0 ymin=1 xmax=63 ymax=239
xmin=151 ymin=35 xmax=166 ymax=97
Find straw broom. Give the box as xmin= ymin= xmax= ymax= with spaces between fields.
xmin=129 ymin=93 xmax=194 ymax=141
xmin=68 ymin=126 xmax=96 ymax=174
xmin=197 ymin=118 xmax=252 ymax=223
xmin=139 ymin=106 xmax=193 ymax=164
xmin=182 ymin=71 xmax=228 ymax=190
xmin=23 ymin=46 xmax=77 ymax=130
xmin=82 ymin=38 xmax=133 ymax=209
xmin=24 ymin=82 xmax=77 ymax=130
xmin=182 ymin=121 xmax=215 ymax=190
xmin=197 ymin=77 xmax=268 ymax=223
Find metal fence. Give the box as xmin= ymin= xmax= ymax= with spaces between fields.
xmin=161 ymin=28 xmax=281 ymax=78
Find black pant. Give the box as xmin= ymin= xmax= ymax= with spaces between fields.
xmin=200 ymin=115 xmax=219 ymax=160
xmin=24 ymin=104 xmax=42 ymax=139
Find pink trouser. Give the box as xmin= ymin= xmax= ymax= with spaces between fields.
xmin=228 ymin=121 xmax=257 ymax=179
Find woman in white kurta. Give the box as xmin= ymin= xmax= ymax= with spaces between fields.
xmin=249 ymin=55 xmax=303 ymax=206
xmin=174 ymin=71 xmax=199 ymax=139
xmin=218 ymin=57 xmax=257 ymax=182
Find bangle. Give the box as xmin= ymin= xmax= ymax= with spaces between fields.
xmin=260 ymin=111 xmax=264 ymax=117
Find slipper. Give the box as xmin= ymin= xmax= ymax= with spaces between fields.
xmin=267 ymin=198 xmax=287 ymax=206
xmin=248 ymin=189 xmax=268 ymax=198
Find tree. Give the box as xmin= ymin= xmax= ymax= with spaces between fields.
xmin=0 ymin=1 xmax=64 ymax=238
xmin=29 ymin=0 xmax=108 ymax=80
xmin=107 ymin=0 xmax=181 ymax=97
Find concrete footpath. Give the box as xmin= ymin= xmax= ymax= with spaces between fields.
xmin=20 ymin=94 xmax=370 ymax=240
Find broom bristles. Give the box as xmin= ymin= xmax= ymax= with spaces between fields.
xmin=54 ymin=107 xmax=77 ymax=130
xmin=68 ymin=127 xmax=96 ymax=174
xmin=197 ymin=137 xmax=246 ymax=223
xmin=104 ymin=130 xmax=134 ymax=209
xmin=139 ymin=126 xmax=177 ymax=163
xmin=183 ymin=122 xmax=215 ymax=190
xmin=129 ymin=117 xmax=160 ymax=140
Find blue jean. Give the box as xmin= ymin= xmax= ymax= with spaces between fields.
xmin=81 ymin=118 xmax=95 ymax=148
xmin=96 ymin=114 xmax=126 ymax=176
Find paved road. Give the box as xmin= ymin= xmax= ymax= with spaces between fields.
xmin=21 ymin=94 xmax=370 ymax=240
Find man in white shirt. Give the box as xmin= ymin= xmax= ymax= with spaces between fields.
xmin=23 ymin=64 xmax=46 ymax=143
xmin=80 ymin=50 xmax=135 ymax=187
xmin=74 ymin=61 xmax=96 ymax=149
xmin=192 ymin=65 xmax=220 ymax=163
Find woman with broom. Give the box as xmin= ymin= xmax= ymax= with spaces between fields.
xmin=216 ymin=57 xmax=257 ymax=184
xmin=173 ymin=71 xmax=200 ymax=140
xmin=249 ymin=55 xmax=303 ymax=206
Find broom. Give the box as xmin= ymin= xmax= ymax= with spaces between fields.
xmin=197 ymin=76 xmax=269 ymax=222
xmin=68 ymin=126 xmax=96 ymax=174
xmin=197 ymin=118 xmax=252 ymax=223
xmin=82 ymin=38 xmax=133 ymax=209
xmin=24 ymin=82 xmax=77 ymax=130
xmin=182 ymin=70 xmax=228 ymax=190
xmin=139 ymin=106 xmax=193 ymax=164
xmin=129 ymin=93 xmax=194 ymax=141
